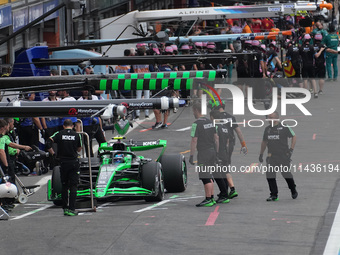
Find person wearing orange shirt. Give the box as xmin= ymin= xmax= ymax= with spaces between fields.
xmin=242 ymin=20 xmax=253 ymax=33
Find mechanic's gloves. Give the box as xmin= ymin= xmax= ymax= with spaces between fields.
xmin=259 ymin=154 xmax=263 ymax=163
xmin=189 ymin=155 xmax=194 ymax=165
xmin=287 ymin=148 xmax=294 ymax=160
xmin=240 ymin=141 xmax=248 ymax=155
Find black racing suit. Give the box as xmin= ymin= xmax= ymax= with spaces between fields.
xmin=191 ymin=117 xmax=216 ymax=184
xmin=262 ymin=123 xmax=296 ymax=197
xmin=49 ymin=129 xmax=82 ymax=211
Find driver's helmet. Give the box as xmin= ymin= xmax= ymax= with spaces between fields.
xmin=114 ymin=153 xmax=124 ymax=163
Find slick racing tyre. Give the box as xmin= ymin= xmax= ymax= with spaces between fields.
xmin=142 ymin=162 xmax=164 ymax=202
xmin=51 ymin=166 xmax=63 ymax=206
xmin=160 ymin=154 xmax=187 ymax=192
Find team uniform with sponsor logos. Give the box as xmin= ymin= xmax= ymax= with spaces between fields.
xmin=286 ymin=44 xmax=302 ymax=80
xmin=262 ymin=123 xmax=297 ymax=199
xmin=49 ymin=128 xmax=82 ymax=213
xmin=213 ymin=120 xmax=232 ymax=199
xmin=324 ymin=33 xmax=339 ymax=80
xmin=314 ymin=42 xmax=326 ymax=79
xmin=191 ymin=117 xmax=216 ymax=183
xmin=299 ymin=44 xmax=315 ymax=79
xmin=217 ymin=111 xmax=238 ymax=164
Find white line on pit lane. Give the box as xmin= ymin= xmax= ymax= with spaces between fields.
xmin=323 ymin=202 xmax=340 ymax=255
xmin=175 ymin=127 xmax=191 ymax=132
xmin=10 ymin=204 xmax=53 ymax=221
xmin=134 ymin=200 xmax=171 ymax=213
xmin=133 ymin=196 xmax=203 ymax=213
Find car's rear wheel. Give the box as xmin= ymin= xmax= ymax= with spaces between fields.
xmin=142 ymin=162 xmax=164 ymax=202
xmin=160 ymin=154 xmax=187 ymax=192
xmin=51 ymin=166 xmax=63 ymax=206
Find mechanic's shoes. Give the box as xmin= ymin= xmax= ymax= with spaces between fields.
xmin=216 ymin=196 xmax=230 ymax=204
xmin=291 ymin=189 xmax=298 ymax=199
xmin=152 ymin=122 xmax=163 ymax=129
xmin=266 ymin=196 xmax=279 ymax=202
xmin=64 ymin=209 xmax=79 ymax=216
xmin=228 ymin=189 xmax=238 ymax=199
xmin=196 ymin=198 xmax=215 ymax=207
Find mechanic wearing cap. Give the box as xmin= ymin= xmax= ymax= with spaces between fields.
xmin=189 ymin=101 xmax=219 ymax=207
xmin=259 ymin=111 xmax=298 ymax=202
xmin=324 ymin=24 xmax=339 ymax=82
xmin=314 ymin=34 xmax=326 ymax=94
xmin=211 ymin=100 xmax=246 ymax=199
xmin=47 ymin=119 xmax=82 ymax=216
xmin=299 ymin=34 xmax=318 ymax=98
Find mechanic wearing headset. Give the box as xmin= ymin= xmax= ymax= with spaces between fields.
xmin=47 ymin=119 xmax=82 ymax=216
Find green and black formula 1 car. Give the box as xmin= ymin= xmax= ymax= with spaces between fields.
xmin=47 ymin=137 xmax=187 ymax=205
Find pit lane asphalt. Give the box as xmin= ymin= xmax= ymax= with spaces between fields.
xmin=1 ymin=80 xmax=340 ymax=255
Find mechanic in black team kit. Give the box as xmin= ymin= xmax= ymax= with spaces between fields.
xmin=211 ymin=100 xmax=247 ymax=199
xmin=259 ymin=112 xmax=298 ymax=201
xmin=47 ymin=119 xmax=82 ymax=216
xmin=189 ymin=101 xmax=219 ymax=207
